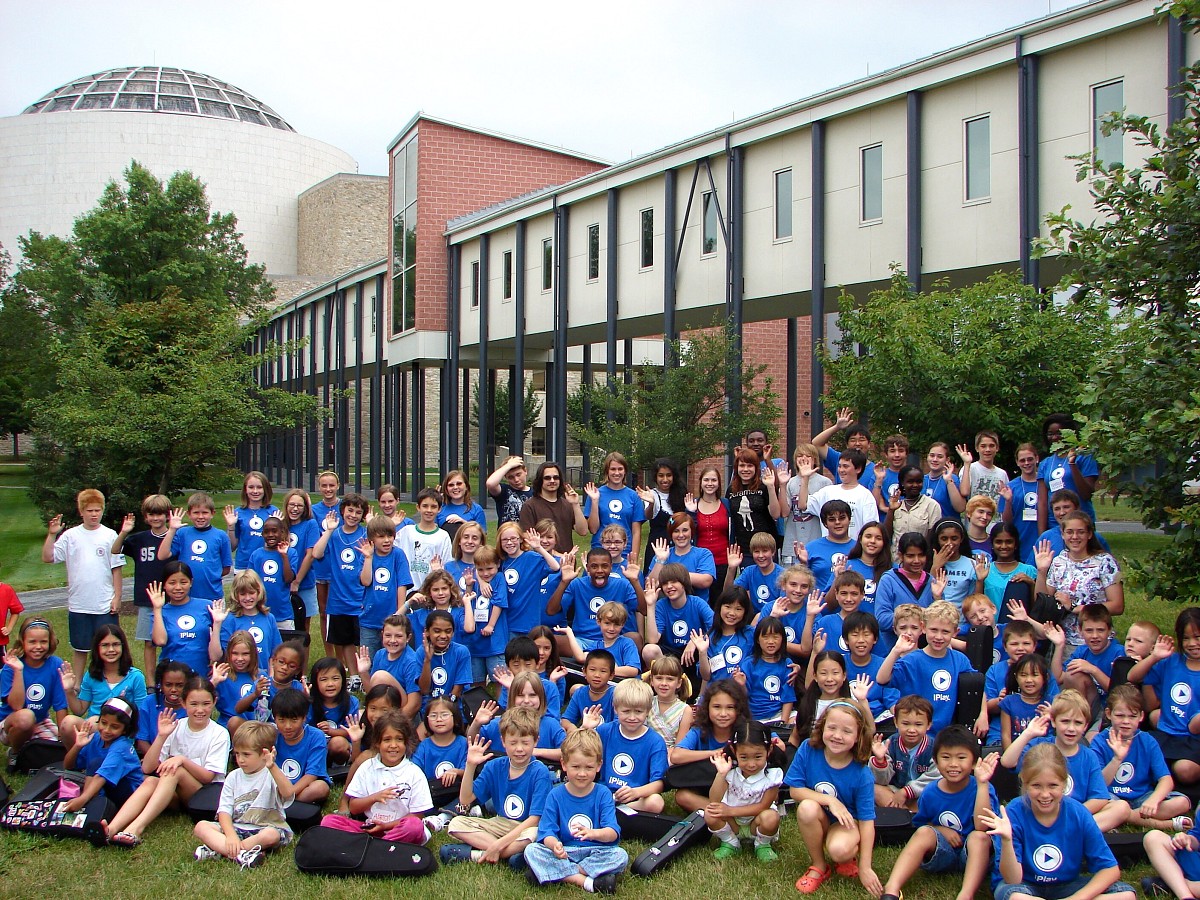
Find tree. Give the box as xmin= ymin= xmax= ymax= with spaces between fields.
xmin=0 ymin=245 xmax=55 ymax=454
xmin=16 ymin=162 xmax=315 ymax=521
xmin=469 ymin=376 xmax=543 ymax=449
xmin=568 ymin=321 xmax=781 ymax=476
xmin=1036 ymin=1 xmax=1200 ymax=599
xmin=819 ymin=269 xmax=1115 ymax=462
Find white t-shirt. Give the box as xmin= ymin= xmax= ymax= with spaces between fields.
xmin=160 ymin=718 xmax=231 ymax=782
xmin=806 ymin=484 xmax=879 ymax=541
xmin=969 ymin=462 xmax=1009 ymax=505
xmin=346 ymin=755 xmax=432 ymax=824
xmin=218 ymin=765 xmax=293 ymax=835
xmin=52 ymin=524 xmax=122 ymax=614
xmin=396 ymin=526 xmax=454 ymax=585
xmin=722 ymin=765 xmax=784 ymax=809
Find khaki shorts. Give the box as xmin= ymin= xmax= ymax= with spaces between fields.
xmin=447 ymin=814 xmax=537 ymax=843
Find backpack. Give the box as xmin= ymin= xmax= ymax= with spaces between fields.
xmin=0 ymin=766 xmax=110 ymax=845
xmin=293 ymin=825 xmax=437 ymax=877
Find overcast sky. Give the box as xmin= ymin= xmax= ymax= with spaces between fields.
xmin=2 ymin=1 xmax=1088 ymax=175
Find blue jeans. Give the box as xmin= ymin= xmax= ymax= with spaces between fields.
xmin=525 ymin=843 xmax=628 ymax=884
xmin=360 ymin=626 xmax=382 ymax=660
xmin=994 ymin=876 xmax=1135 ymax=900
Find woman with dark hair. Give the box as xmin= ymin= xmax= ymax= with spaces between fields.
xmin=517 ymin=461 xmax=588 ymax=553
xmin=638 ymin=457 xmax=687 ymax=548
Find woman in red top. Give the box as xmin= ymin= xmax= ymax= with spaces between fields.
xmin=686 ymin=466 xmax=731 ymax=599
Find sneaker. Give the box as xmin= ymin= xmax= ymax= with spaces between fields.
xmin=423 ymin=813 xmax=448 ymax=833
xmin=507 ymin=850 xmax=527 ymax=872
xmin=592 ymin=873 xmax=620 ymax=894
xmin=754 ymin=844 xmax=779 ymax=862
xmin=713 ymin=842 xmax=742 ymax=860
xmin=347 ymin=675 xmax=363 ymax=693
xmin=236 ymin=846 xmax=264 ymax=869
xmin=194 ymin=845 xmax=221 ymax=862
xmin=439 ymin=843 xmax=474 ymax=865
xmin=1142 ymin=877 xmax=1172 ymax=898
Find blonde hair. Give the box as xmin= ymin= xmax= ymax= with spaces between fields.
xmin=1049 ymin=688 xmax=1091 ymax=723
xmin=561 ymin=728 xmax=603 ymax=764
xmin=924 ymin=600 xmax=961 ymax=628
xmin=228 ymin=570 xmax=268 ymax=615
xmin=809 ymin=701 xmax=872 ymax=763
xmin=1020 ymin=743 xmax=1069 ymax=788
xmin=644 ymin=656 xmax=691 ymax=701
xmin=499 ymin=706 xmax=540 ymax=739
xmin=777 ymin=563 xmax=815 ymax=591
xmin=233 ymin=721 xmax=276 ymax=753
xmin=613 ymin=677 xmax=653 ymax=712
xmin=596 ymin=601 xmax=628 ymax=626
xmin=892 ymin=604 xmax=925 ymax=626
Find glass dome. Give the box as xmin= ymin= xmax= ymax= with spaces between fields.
xmin=21 ymin=67 xmax=294 ymax=131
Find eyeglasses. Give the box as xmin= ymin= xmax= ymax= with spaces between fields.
xmin=543 ymin=475 xmax=561 ymax=481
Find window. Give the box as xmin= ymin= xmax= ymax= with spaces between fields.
xmin=774 ymin=168 xmax=792 ymax=240
xmin=587 ymin=223 xmax=600 ymax=281
xmin=470 ymin=260 xmax=480 ymax=309
xmin=861 ymin=143 xmax=883 ymax=223
xmin=542 ymin=238 xmax=553 ymax=292
xmin=702 ymin=191 xmax=718 ymax=255
xmin=502 ymin=250 xmax=513 ymax=300
xmin=390 ymin=135 xmax=418 ymax=332
xmin=1093 ymin=80 xmax=1124 ymax=168
xmin=640 ymin=208 xmax=654 ymax=269
xmin=965 ymin=116 xmax=990 ymax=202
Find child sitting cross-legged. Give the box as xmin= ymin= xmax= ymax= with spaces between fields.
xmin=878 ymin=727 xmax=1000 ymax=900
xmin=193 ymin=721 xmax=295 ymax=868
xmin=523 ymin=728 xmax=629 ymax=894
xmin=586 ymin=678 xmax=668 ymax=814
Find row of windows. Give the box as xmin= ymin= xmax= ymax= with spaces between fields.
xmin=466 ymin=81 xmax=1124 ymax=305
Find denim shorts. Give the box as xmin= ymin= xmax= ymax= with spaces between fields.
xmin=68 ymin=611 xmax=120 ymax=652
xmin=994 ymin=875 xmax=1134 ymax=900
xmin=922 ymin=829 xmax=970 ymax=873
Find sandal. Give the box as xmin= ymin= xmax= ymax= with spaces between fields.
xmin=109 ymin=831 xmax=142 ymax=848
xmin=1171 ymin=816 xmax=1194 ymax=832
xmin=796 ymin=865 xmax=832 ymax=893
xmin=835 ymin=860 xmax=859 ymax=878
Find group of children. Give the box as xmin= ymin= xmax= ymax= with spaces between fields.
xmin=2 ymin=448 xmax=1197 ymax=899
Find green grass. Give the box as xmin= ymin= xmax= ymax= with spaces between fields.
xmin=1092 ymin=494 xmax=1145 ymax=523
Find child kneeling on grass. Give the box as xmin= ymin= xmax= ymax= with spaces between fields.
xmin=193 ymin=721 xmax=294 ymax=868
xmin=524 ymin=728 xmax=628 ymax=894
xmin=879 ymin=726 xmax=998 ymax=900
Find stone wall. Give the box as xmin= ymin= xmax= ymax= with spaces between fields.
xmin=297 ymin=174 xmax=388 ymax=278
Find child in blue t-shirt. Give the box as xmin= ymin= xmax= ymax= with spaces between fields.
xmin=803 ymin=501 xmax=856 ymax=593
xmin=212 ymin=570 xmax=281 ymax=664
xmin=923 ymin=442 xmax=967 ymax=518
xmin=281 ymin=488 xmax=322 ymax=633
xmin=62 ymin=696 xmax=144 ymax=809
xmin=697 ymin=587 xmax=755 ymax=686
xmin=524 ymin=728 xmax=627 ymax=893
xmin=733 ymin=617 xmax=796 ymax=724
xmin=415 ymin=610 xmax=472 ymax=714
xmin=1144 ymin=812 xmax=1200 ymax=900
xmin=413 ymin=697 xmax=468 ymax=814
xmin=879 ymin=600 xmax=979 ymax=738
xmin=471 ymin=672 xmax=566 ymax=763
xmin=999 ymin=654 xmax=1052 ymax=750
xmin=308 ymin=657 xmax=358 ymax=763
xmin=586 ymin=678 xmax=668 ymax=813
xmin=357 ymin=615 xmax=419 ymax=712
xmin=561 ymin=650 xmax=616 ymax=732
xmin=160 ymin=493 xmax=232 ymax=602
xmin=728 ymin=533 xmax=785 ymax=612
xmin=135 ymin=660 xmax=190 ymax=756
xmin=223 ymin=471 xmax=279 ymax=571
xmin=271 ymin=686 xmax=331 ymax=804
xmin=442 ymin=708 xmax=555 ymax=865
xmin=496 ymin=522 xmax=561 ymax=636
xmin=644 ymin=562 xmax=713 ymax=686
xmin=357 ymin=517 xmax=414 ymax=660
xmin=1127 ymin=608 xmax=1200 ymax=788
xmin=1047 ymin=604 xmax=1124 ymax=713
xmin=879 ymin=725 xmax=998 ymax=900
xmin=247 ymin=517 xmax=297 ymax=627
xmin=842 ymin=611 xmax=899 ymax=720
xmin=312 ymin=492 xmax=369 ymax=678
xmin=149 ymin=560 xmax=214 ymax=679
xmin=212 ymin=630 xmax=263 ymax=734
xmin=931 ymin=518 xmax=976 ymax=611
xmin=462 ymin=546 xmax=510 ymax=686
xmin=557 ymin=602 xmax=641 ymax=679
xmin=548 ymin=548 xmax=641 ymax=645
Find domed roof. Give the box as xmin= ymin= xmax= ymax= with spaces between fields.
xmin=21 ymin=67 xmax=293 ymax=131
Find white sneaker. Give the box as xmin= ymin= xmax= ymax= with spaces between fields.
xmin=347 ymin=675 xmax=363 ymax=693
xmin=423 ymin=813 xmax=449 ymax=833
xmin=236 ymin=846 xmax=264 ymax=869
xmin=194 ymin=845 xmax=221 ymax=862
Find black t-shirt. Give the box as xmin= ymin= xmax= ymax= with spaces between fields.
xmin=494 ymin=484 xmax=533 ymax=526
xmin=123 ymin=530 xmax=173 ymax=607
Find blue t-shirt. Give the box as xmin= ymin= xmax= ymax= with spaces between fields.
xmin=922 ymin=473 xmax=962 ymax=518
xmin=408 ymin=606 xmax=466 ymax=648
xmin=941 ymin=556 xmax=976 ymax=609
xmin=847 ymin=653 xmax=899 ymax=717
xmin=805 ymin=536 xmax=855 ymax=593
xmin=310 ymin=694 xmax=360 ymax=730
xmin=1068 ymin=641 xmax=1124 ymax=698
xmin=706 ymin=628 xmax=755 ymax=682
xmin=783 ymin=742 xmax=875 ymax=820
xmin=1090 ymin=728 xmax=1170 ymax=799
xmin=215 ymin=671 xmax=259 ymax=724
xmin=775 ymin=604 xmax=810 ymax=650
xmin=463 ymin=577 xmax=509 ymax=659
xmin=220 ymin=611 xmax=281 ymax=662
xmin=537 ymin=782 xmax=621 ymax=847
xmin=232 ymin=505 xmax=280 ymax=569
xmin=371 ymin=647 xmax=420 ymax=693
xmin=1001 ymin=795 xmax=1117 ymax=887
xmin=75 ymin=668 xmax=148 ymax=718
xmin=999 ymin=693 xmax=1045 ymax=745
xmin=1143 ymin=654 xmax=1200 ymax=737
xmin=75 ymin=735 xmax=144 ymax=796
xmin=249 ymin=546 xmax=300 ymax=619
xmin=560 ymin=576 xmax=638 ymax=643
xmin=845 ymin=558 xmax=880 ymax=614
xmin=501 ymin=552 xmax=555 ymax=635
xmin=982 ymin=562 xmax=1038 ymax=609
xmin=413 ymin=642 xmax=473 ymax=704
xmin=578 ymin=636 xmax=641 ymax=674
xmin=985 ymin=660 xmax=1059 ymax=744
xmin=437 ymin=502 xmax=487 ymax=530
xmin=825 ymin=447 xmax=878 ymax=492
xmin=158 ymin=598 xmax=213 ymax=677
xmin=412 ymin=734 xmax=468 ymax=782
xmin=276 ymin=724 xmax=330 ymax=784
xmin=736 ymin=564 xmax=784 ymax=613
xmin=596 ymin=721 xmax=669 ymax=792
xmin=878 ymin=468 xmax=902 ymax=508
xmin=1009 ymin=477 xmax=1042 ymax=565
xmin=135 ymin=694 xmax=186 ymax=744
xmin=664 ymin=546 xmax=717 ymax=605
xmin=913 ymin=776 xmax=996 ymax=835
xmin=470 ymin=755 xmax=553 ymax=820
xmin=739 ymin=655 xmax=796 ymax=721
xmin=584 ymin=485 xmax=646 ymax=555
xmin=655 ymin=596 xmax=714 ymax=653
xmin=815 ymin=612 xmax=854 ymax=657
xmin=1038 ymin=453 xmax=1100 ymax=524
xmin=362 ymin=548 xmax=414 ymax=630
xmin=889 ymin=649 xmax=974 ymax=735
xmin=287 ymin=517 xmax=322 ymax=591
xmin=539 ymin=562 xmax=568 ymax=628
xmin=323 ymin=526 xmax=367 ymax=616
xmin=170 ymin=525 xmax=232 ymax=600
xmin=562 ymin=684 xmax=615 ymax=727
xmin=675 ymin=727 xmax=727 ymax=753
xmin=1022 ymin=739 xmax=1108 ymax=803
xmin=481 ymin=713 xmax=565 ymax=752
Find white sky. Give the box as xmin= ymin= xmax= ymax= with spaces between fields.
xmin=2 ymin=1 xmax=1088 ymax=175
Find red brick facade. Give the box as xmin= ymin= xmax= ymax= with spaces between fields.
xmin=389 ymin=119 xmax=606 ymax=337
